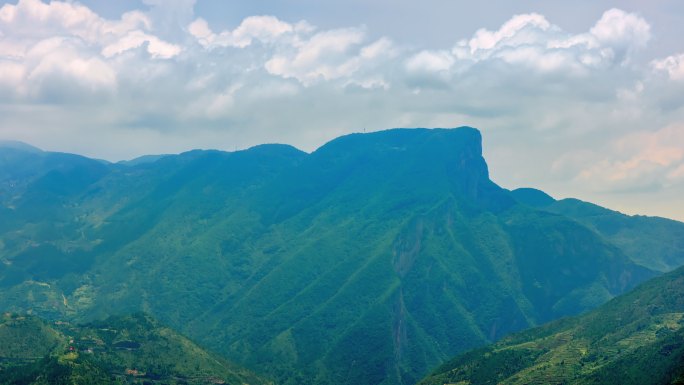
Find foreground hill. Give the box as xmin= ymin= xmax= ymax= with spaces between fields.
xmin=0 ymin=128 xmax=680 ymax=384
xmin=0 ymin=313 xmax=269 ymax=385
xmin=419 ymin=265 xmax=684 ymax=385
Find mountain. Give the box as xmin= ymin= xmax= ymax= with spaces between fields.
xmin=0 ymin=141 xmax=42 ymax=153
xmin=511 ymin=188 xmax=684 ymax=272
xmin=509 ymin=187 xmax=555 ymax=208
xmin=0 ymin=144 xmax=110 ymax=217
xmin=118 ymin=154 xmax=170 ymax=166
xmin=418 ymin=264 xmax=684 ymax=385
xmin=0 ymin=312 xmax=270 ymax=385
xmin=0 ymin=127 xmax=678 ymax=384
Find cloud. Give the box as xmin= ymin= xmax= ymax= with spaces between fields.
xmin=265 ymin=27 xmax=367 ymax=84
xmin=573 ymin=124 xmax=684 ymax=192
xmin=0 ymin=0 xmax=103 ymax=41
xmin=652 ymin=53 xmax=684 ymax=81
xmin=186 ymin=14 xmax=398 ymax=86
xmin=406 ymin=50 xmax=454 ymax=73
xmin=141 ymin=0 xmax=196 ymax=39
xmin=26 ymin=37 xmax=116 ymax=94
xmin=590 ymin=8 xmax=651 ymax=60
xmin=0 ymin=0 xmax=181 ymax=101
xmin=416 ymin=8 xmax=651 ymax=77
xmin=101 ymin=30 xmax=181 ymax=58
xmin=189 ymin=15 xmax=295 ymax=49
xmin=0 ymin=2 xmax=654 ymax=102
xmin=467 ymin=13 xmax=553 ymax=54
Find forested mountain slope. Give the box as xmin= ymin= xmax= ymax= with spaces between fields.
xmin=419 ymin=264 xmax=684 ymax=385
xmin=0 ymin=128 xmax=677 ymax=384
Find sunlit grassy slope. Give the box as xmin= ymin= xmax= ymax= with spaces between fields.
xmin=419 ymin=265 xmax=684 ymax=385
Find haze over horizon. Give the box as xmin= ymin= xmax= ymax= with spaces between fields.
xmin=1 ymin=0 xmax=683 ymax=221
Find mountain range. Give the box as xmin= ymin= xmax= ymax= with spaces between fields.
xmin=1 ymin=127 xmax=683 ymax=384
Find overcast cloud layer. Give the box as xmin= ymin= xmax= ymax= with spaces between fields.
xmin=1 ymin=0 xmax=684 ymax=220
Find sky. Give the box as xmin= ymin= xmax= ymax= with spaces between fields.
xmin=1 ymin=0 xmax=684 ymax=221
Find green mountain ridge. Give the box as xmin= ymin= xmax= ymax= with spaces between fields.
xmin=0 ymin=127 xmax=682 ymax=384
xmin=511 ymin=188 xmax=684 ymax=272
xmin=418 ymin=264 xmax=684 ymax=385
xmin=0 ymin=312 xmax=270 ymax=385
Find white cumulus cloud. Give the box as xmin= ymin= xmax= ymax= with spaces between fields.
xmin=652 ymin=53 xmax=684 ymax=81
xmin=264 ymin=28 xmax=395 ymax=85
xmin=0 ymin=0 xmax=181 ymax=101
xmin=189 ymin=15 xmax=294 ymax=49
xmin=590 ymin=8 xmax=650 ymax=52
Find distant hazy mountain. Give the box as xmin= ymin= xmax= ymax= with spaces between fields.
xmin=0 ymin=140 xmax=42 ymax=153
xmin=0 ymin=313 xmax=269 ymax=384
xmin=0 ymin=143 xmax=109 ymax=212
xmin=118 ymin=154 xmax=170 ymax=166
xmin=0 ymin=127 xmax=680 ymax=384
xmin=418 ymin=264 xmax=684 ymax=385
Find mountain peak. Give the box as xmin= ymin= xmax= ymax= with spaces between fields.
xmin=315 ymin=126 xmax=482 ymax=154
xmin=295 ymin=126 xmax=494 ymax=202
xmin=511 ymin=187 xmax=556 ymax=207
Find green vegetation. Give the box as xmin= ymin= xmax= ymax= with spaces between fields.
xmin=0 ymin=313 xmax=269 ymax=385
xmin=0 ymin=128 xmax=679 ymax=384
xmin=418 ymin=265 xmax=684 ymax=385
